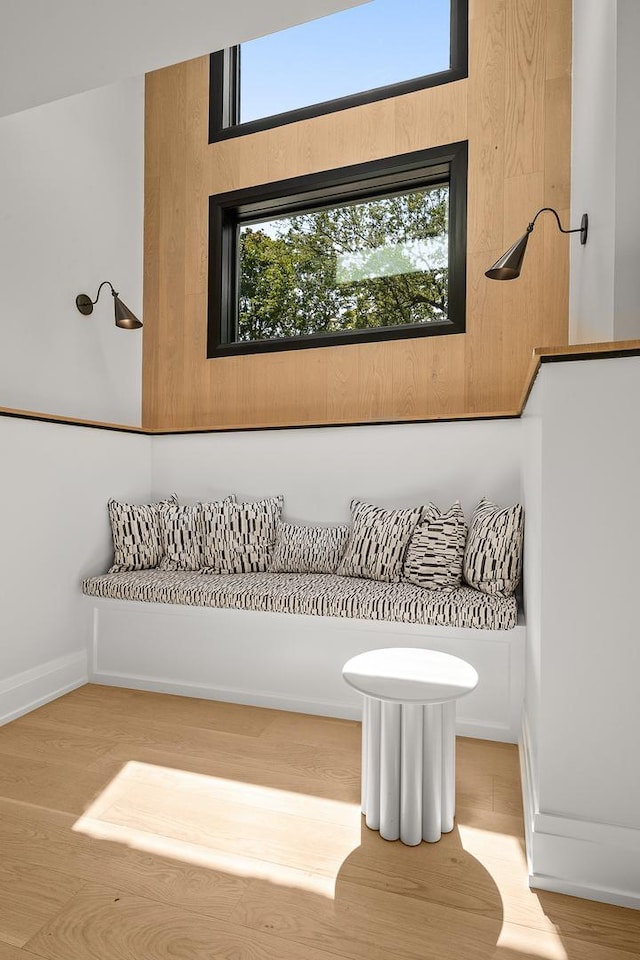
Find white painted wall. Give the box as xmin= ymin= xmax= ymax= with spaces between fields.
xmin=0 ymin=78 xmax=144 ymax=424
xmin=537 ymin=357 xmax=640 ymax=827
xmin=571 ymin=0 xmax=640 ymax=343
xmin=521 ymin=355 xmax=640 ymax=905
xmin=0 ymin=417 xmax=151 ymax=722
xmin=612 ymin=0 xmax=640 ymax=341
xmin=570 ymin=0 xmax=616 ymax=343
xmin=151 ymin=419 xmax=523 ymax=523
xmin=0 ymin=0 xmax=365 ymax=117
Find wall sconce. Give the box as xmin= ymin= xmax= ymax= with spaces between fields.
xmin=75 ymin=281 xmax=142 ymax=329
xmin=485 ymin=207 xmax=589 ymax=280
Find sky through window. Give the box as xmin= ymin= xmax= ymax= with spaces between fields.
xmin=239 ymin=0 xmax=451 ymax=124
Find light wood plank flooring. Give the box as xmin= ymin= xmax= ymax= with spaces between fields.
xmin=0 ymin=684 xmax=638 ymax=960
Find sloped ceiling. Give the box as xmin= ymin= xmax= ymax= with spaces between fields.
xmin=0 ymin=0 xmax=365 ymax=117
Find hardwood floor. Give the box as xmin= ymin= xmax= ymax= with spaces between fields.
xmin=0 ymin=685 xmax=638 ymax=960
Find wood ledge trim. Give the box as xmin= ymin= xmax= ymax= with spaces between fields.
xmin=0 ymin=406 xmax=145 ymax=434
xmin=534 ymin=339 xmax=640 ymax=360
xmin=0 ymin=406 xmax=520 ymax=434
xmin=518 ymin=339 xmax=640 ymax=411
xmin=3 ymin=341 xmax=639 ymax=435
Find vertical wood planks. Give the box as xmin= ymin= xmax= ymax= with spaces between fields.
xmin=142 ymin=0 xmax=571 ymax=430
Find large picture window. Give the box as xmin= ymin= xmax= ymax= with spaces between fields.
xmin=209 ymin=0 xmax=468 ymax=141
xmin=208 ymin=142 xmax=467 ymax=358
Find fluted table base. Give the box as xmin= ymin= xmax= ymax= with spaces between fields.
xmin=361 ymin=696 xmax=456 ymax=844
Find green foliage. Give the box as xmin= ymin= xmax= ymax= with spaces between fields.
xmin=237 ymin=186 xmax=449 ymax=342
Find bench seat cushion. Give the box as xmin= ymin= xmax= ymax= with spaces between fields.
xmin=82 ymin=570 xmax=517 ymax=631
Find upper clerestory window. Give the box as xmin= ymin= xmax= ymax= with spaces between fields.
xmin=209 ymin=0 xmax=468 ymax=142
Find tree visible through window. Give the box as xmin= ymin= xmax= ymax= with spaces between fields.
xmin=207 ymin=143 xmax=467 ymax=358
xmin=238 ymin=186 xmax=449 ymax=342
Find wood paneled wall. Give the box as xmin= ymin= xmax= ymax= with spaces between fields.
xmin=143 ymin=0 xmax=571 ymax=430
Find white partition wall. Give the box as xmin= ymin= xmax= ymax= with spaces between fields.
xmin=521 ymin=354 xmax=640 ymax=907
xmin=0 ymin=418 xmax=151 ymax=724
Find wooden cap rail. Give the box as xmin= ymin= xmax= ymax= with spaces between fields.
xmin=3 ymin=339 xmax=640 ymax=435
xmin=517 ymin=338 xmax=640 ymax=413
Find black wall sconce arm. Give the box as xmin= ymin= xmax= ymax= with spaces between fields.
xmin=76 ymin=281 xmax=142 ymax=329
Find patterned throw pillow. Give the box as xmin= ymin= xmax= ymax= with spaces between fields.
xmin=403 ymin=501 xmax=467 ymax=591
xmin=463 ymin=497 xmax=524 ymax=596
xmin=337 ymin=499 xmax=423 ymax=583
xmin=201 ymin=496 xmax=284 ymax=574
xmin=108 ymin=495 xmax=178 ymax=573
xmin=158 ymin=503 xmax=204 ymax=572
xmin=269 ymin=521 xmax=350 ymax=574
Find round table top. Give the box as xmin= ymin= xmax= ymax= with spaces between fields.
xmin=342 ymin=647 xmax=479 ymax=704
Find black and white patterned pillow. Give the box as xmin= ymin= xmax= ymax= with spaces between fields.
xmin=158 ymin=503 xmax=204 ymax=572
xmin=269 ymin=521 xmax=350 ymax=574
xmin=337 ymin=499 xmax=423 ymax=583
xmin=403 ymin=501 xmax=467 ymax=591
xmin=201 ymin=496 xmax=283 ymax=574
xmin=108 ymin=494 xmax=178 ymax=573
xmin=463 ymin=498 xmax=524 ymax=596
xmin=199 ymin=498 xmax=230 ymax=571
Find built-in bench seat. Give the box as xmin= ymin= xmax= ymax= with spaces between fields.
xmin=82 ymin=570 xmax=517 ymax=631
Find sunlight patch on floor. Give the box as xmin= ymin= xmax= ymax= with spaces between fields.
xmin=457 ymin=822 xmax=566 ymax=939
xmin=73 ymin=760 xmax=361 ymax=898
xmin=497 ymin=921 xmax=569 ymax=960
xmin=457 ymin=821 xmax=528 ymax=867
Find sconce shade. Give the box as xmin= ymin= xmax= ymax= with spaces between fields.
xmin=485 ymin=231 xmax=531 ymax=281
xmin=114 ymin=295 xmax=142 ymax=329
xmin=75 ymin=280 xmax=142 ymax=329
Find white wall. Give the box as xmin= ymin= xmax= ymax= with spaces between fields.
xmin=521 ymin=355 xmax=640 ymax=906
xmin=0 ymin=78 xmax=144 ymax=425
xmin=0 ymin=417 xmax=151 ymax=723
xmin=612 ymin=0 xmax=640 ymax=341
xmin=571 ymin=0 xmax=640 ymax=343
xmin=538 ymin=357 xmax=640 ymax=827
xmin=0 ymin=0 xmax=365 ymax=117
xmin=151 ymin=419 xmax=523 ymax=522
xmin=0 ymin=414 xmax=522 ymax=724
xmin=570 ymin=0 xmax=616 ymax=343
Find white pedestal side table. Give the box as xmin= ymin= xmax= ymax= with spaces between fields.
xmin=342 ymin=648 xmax=478 ymax=845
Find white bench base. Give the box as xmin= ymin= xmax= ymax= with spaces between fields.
xmin=86 ymin=597 xmax=525 ymax=742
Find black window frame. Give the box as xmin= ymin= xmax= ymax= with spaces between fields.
xmin=209 ymin=0 xmax=468 ymax=143
xmin=207 ymin=140 xmax=467 ymax=359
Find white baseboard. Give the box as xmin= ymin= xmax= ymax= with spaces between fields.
xmin=90 ymin=670 xmax=513 ymax=740
xmin=0 ymin=651 xmax=88 ymax=726
xmin=91 ymin=671 xmax=361 ymax=720
xmin=520 ymin=716 xmax=640 ymax=909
